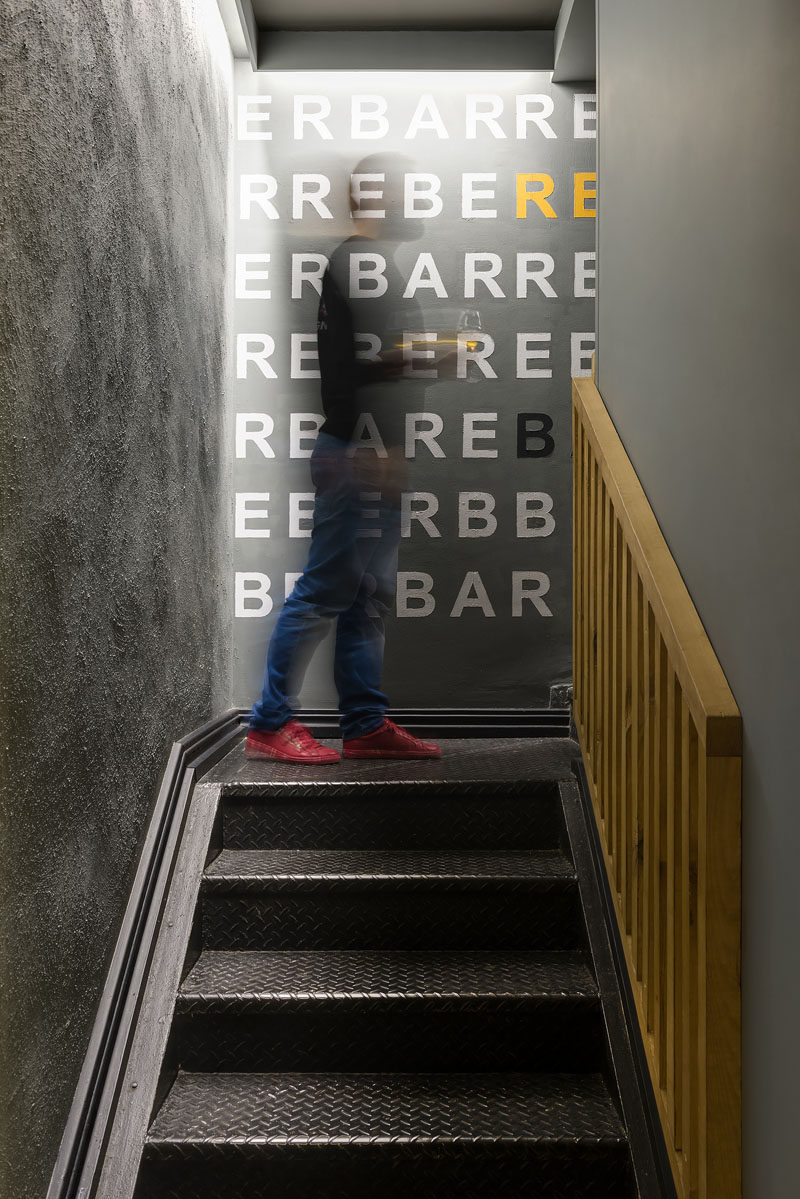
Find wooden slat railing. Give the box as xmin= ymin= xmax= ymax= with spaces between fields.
xmin=572 ymin=376 xmax=742 ymax=1199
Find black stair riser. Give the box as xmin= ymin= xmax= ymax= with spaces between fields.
xmin=202 ymin=847 xmax=577 ymax=891
xmin=201 ymin=890 xmax=585 ymax=951
xmin=300 ymin=710 xmax=573 ymax=740
xmin=222 ymin=791 xmax=566 ymax=852
xmin=137 ymin=1143 xmax=632 ymax=1199
xmin=168 ymin=1000 xmax=606 ymax=1073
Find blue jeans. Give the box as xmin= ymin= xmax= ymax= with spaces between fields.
xmin=250 ymin=433 xmax=401 ymax=740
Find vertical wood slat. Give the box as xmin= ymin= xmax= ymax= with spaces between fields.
xmin=572 ymin=408 xmax=578 ymax=722
xmin=596 ymin=483 xmax=607 ymax=813
xmin=622 ymin=546 xmax=633 ymax=927
xmin=573 ymin=410 xmax=582 ymax=733
xmin=656 ymin=634 xmax=669 ymax=1091
xmin=582 ymin=427 xmax=591 ymax=743
xmin=666 ymin=670 xmax=681 ymax=1149
xmin=588 ymin=454 xmax=598 ymax=776
xmin=681 ymin=707 xmax=700 ymax=1196
xmin=572 ymin=378 xmax=741 ymax=1199
xmin=601 ymin=488 xmax=613 ymax=836
xmin=630 ymin=568 xmax=640 ymax=970
xmin=577 ymin=424 xmax=586 ymax=736
xmin=616 ymin=543 xmax=629 ymax=897
xmin=614 ymin=515 xmax=623 ymax=872
xmin=644 ymin=603 xmax=658 ymax=1031
xmin=681 ymin=700 xmax=690 ymax=1165
xmin=633 ymin=577 xmax=646 ymax=982
xmin=594 ymin=472 xmax=605 ymax=776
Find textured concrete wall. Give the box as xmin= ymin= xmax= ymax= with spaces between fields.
xmin=596 ymin=2 xmax=800 ymax=1195
xmin=0 ymin=3 xmax=232 ymax=1196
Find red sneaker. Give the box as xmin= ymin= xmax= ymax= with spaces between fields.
xmin=245 ymin=720 xmax=341 ymax=765
xmin=342 ymin=719 xmax=442 ymax=760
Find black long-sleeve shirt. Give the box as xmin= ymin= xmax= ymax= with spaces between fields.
xmin=317 ymin=235 xmax=423 ymax=449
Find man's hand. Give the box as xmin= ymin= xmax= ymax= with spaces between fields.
xmin=378 ymin=347 xmax=405 ymax=377
xmin=351 ymin=445 xmax=408 ymax=504
xmin=436 ymin=347 xmax=460 ymax=380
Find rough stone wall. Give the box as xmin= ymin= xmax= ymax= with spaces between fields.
xmin=0 ymin=3 xmax=232 ymax=1195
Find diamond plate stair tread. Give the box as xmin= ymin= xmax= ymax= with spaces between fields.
xmin=147 ymin=1072 xmax=626 ymax=1146
xmin=222 ymin=791 xmax=564 ymax=851
xmin=205 ymin=736 xmax=580 ymax=796
xmin=178 ymin=949 xmax=598 ymax=1003
xmin=204 ymin=848 xmax=576 ymax=888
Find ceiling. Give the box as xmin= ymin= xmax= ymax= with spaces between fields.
xmin=250 ymin=1 xmax=563 ymax=31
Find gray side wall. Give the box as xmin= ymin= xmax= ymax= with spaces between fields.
xmin=0 ymin=3 xmax=233 ymax=1196
xmin=596 ymin=2 xmax=800 ymax=1195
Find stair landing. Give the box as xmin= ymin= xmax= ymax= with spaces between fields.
xmin=204 ymin=734 xmax=582 ymax=791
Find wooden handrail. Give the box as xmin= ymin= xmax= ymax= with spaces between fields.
xmin=572 ymin=377 xmax=742 ymax=1199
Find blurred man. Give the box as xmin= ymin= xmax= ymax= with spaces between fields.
xmin=245 ymin=155 xmax=442 ymax=764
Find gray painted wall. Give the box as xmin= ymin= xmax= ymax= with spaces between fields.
xmin=596 ymin=2 xmax=800 ymax=1194
xmin=0 ymin=3 xmax=233 ymax=1196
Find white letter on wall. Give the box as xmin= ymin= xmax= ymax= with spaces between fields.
xmin=462 ymin=174 xmax=497 ymax=219
xmin=517 ymin=333 xmax=552 ymax=379
xmin=235 ymin=573 xmax=272 ymax=617
xmin=235 ymin=494 xmax=270 ymax=538
xmin=516 ymin=493 xmax=555 ymax=537
xmin=236 ymin=334 xmax=276 ymax=379
xmin=574 ymin=252 xmax=596 ymax=298
xmin=291 ymin=334 xmax=321 ymax=379
xmin=291 ymin=254 xmax=328 ymax=298
xmin=292 ymin=175 xmax=333 ymax=219
xmin=405 ymin=413 xmax=445 ymax=458
xmin=404 ymin=254 xmax=447 ymax=298
xmin=466 ymin=94 xmax=505 ymax=139
xmin=404 ymin=174 xmax=443 ymax=218
xmin=571 ymin=332 xmax=596 ymax=377
xmin=458 ymin=493 xmax=497 ymax=538
xmin=351 ymin=174 xmax=385 ymax=218
xmin=516 ymin=253 xmax=557 ymax=298
xmin=462 ymin=413 xmax=498 ymax=458
xmin=294 ymin=95 xmax=332 ymax=139
xmin=290 ymin=413 xmax=323 ymax=458
xmin=450 ymin=572 xmax=496 ymax=617
xmin=516 ymin=94 xmax=556 ymax=139
xmin=235 ymin=254 xmax=270 ymax=299
xmin=238 ymin=96 xmax=272 ymax=140
xmin=355 ymin=332 xmax=382 ymax=361
xmin=574 ymin=94 xmax=597 ymax=139
xmin=240 ymin=176 xmax=279 ymax=219
xmin=404 ymin=95 xmax=449 ymax=140
xmin=512 ymin=571 xmax=553 ymax=616
xmin=289 ymin=493 xmax=315 ymax=538
xmin=236 ymin=414 xmax=275 ymax=459
xmin=403 ymin=332 xmax=438 ymax=378
xmin=457 ymin=335 xmax=497 ymax=379
xmin=465 ymin=253 xmax=504 ymax=298
xmin=350 ymin=254 xmax=388 ymax=297
xmin=401 ymin=493 xmax=441 ymax=538
xmin=397 ymin=572 xmax=436 ymax=617
xmin=352 ymin=95 xmax=389 ymax=139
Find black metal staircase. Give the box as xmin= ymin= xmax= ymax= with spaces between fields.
xmin=123 ymin=734 xmax=664 ymax=1198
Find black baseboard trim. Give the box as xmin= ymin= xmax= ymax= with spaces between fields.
xmin=570 ymin=755 xmax=677 ymax=1199
xmin=47 ymin=710 xmax=243 ymax=1199
xmin=237 ymin=706 xmax=573 ymax=739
